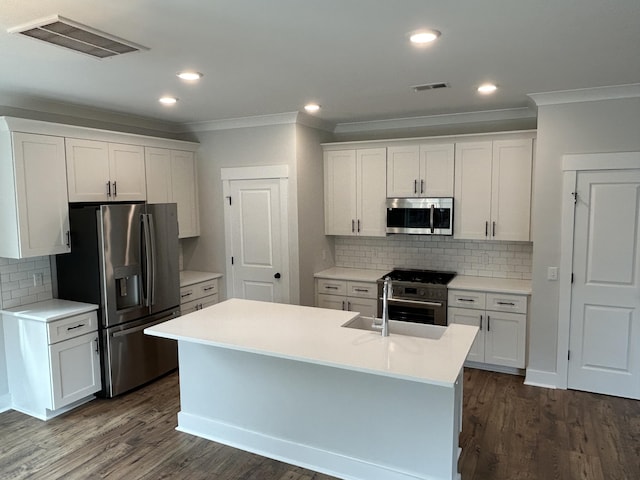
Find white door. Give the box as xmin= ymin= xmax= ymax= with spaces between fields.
xmin=568 ymin=170 xmax=640 ymax=399
xmin=229 ymin=178 xmax=288 ymax=303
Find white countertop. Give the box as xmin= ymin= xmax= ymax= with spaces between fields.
xmin=0 ymin=299 xmax=98 ymax=322
xmin=314 ymin=267 xmax=388 ymax=283
xmin=180 ymin=270 xmax=223 ymax=287
xmin=448 ymin=275 xmax=532 ymax=295
xmin=145 ymin=298 xmax=478 ymax=387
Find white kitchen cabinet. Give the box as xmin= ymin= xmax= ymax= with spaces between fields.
xmin=324 ymin=148 xmax=386 ymax=237
xmin=180 ymin=277 xmax=219 ymax=315
xmin=145 ymin=147 xmax=200 ymax=238
xmin=66 ymin=138 xmax=146 ymax=202
xmin=454 ymin=138 xmax=533 ymax=241
xmin=448 ymin=289 xmax=527 ymax=369
xmin=386 ymin=143 xmax=454 ymax=198
xmin=2 ymin=301 xmax=101 ymax=420
xmin=0 ymin=131 xmax=70 ymax=258
xmin=315 ymin=278 xmax=378 ymax=318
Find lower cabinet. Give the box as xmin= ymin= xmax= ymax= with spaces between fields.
xmin=2 ymin=308 xmax=101 ymax=420
xmin=315 ymin=278 xmax=378 ymax=319
xmin=180 ymin=278 xmax=219 ymax=315
xmin=448 ymin=289 xmax=527 ymax=369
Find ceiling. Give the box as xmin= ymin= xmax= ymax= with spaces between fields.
xmin=1 ymin=0 xmax=639 ymax=130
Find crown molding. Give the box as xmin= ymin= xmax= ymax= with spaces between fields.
xmin=182 ymin=112 xmax=300 ymax=133
xmin=332 ymin=107 xmax=536 ymax=134
xmin=529 ymin=83 xmax=640 ymax=106
xmin=294 ymin=111 xmax=335 ymax=132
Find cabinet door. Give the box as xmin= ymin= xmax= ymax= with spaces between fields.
xmin=109 ymin=143 xmax=146 ymax=201
xmin=324 ymin=150 xmax=357 ymax=235
xmin=11 ymin=133 xmax=70 ymax=257
xmin=171 ymin=150 xmax=200 ymax=238
xmin=66 ymin=138 xmax=110 ymax=202
xmin=356 ymin=148 xmax=387 ymax=237
xmin=454 ymin=141 xmax=493 ymax=240
xmin=386 ymin=145 xmax=420 ymax=197
xmin=145 ymin=147 xmax=172 ymax=203
xmin=420 ymin=143 xmax=455 ymax=197
xmin=491 ymin=139 xmax=533 ymax=241
xmin=484 ymin=311 xmax=526 ymax=368
xmin=49 ymin=332 xmax=101 ymax=410
xmin=448 ymin=307 xmax=485 ymax=363
xmin=317 ymin=294 xmax=346 ymax=311
xmin=347 ymin=297 xmax=378 ymax=319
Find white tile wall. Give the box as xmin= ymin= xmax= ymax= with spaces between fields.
xmin=0 ymin=256 xmax=53 ymax=309
xmin=335 ymin=236 xmax=532 ymax=279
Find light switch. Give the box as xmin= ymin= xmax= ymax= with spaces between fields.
xmin=547 ymin=267 xmax=558 ymax=281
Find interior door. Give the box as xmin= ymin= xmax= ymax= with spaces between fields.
xmin=229 ymin=178 xmax=288 ymax=303
xmin=568 ymin=170 xmax=640 ymax=399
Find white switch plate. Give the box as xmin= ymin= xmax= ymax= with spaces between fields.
xmin=547 ymin=267 xmax=558 ymax=281
xmin=33 ymin=272 xmax=43 ymax=286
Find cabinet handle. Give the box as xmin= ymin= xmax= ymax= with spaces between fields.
xmin=66 ymin=230 xmax=71 ymax=248
xmin=497 ymin=301 xmax=516 ymax=306
xmin=492 ymin=221 xmax=496 ymax=237
xmin=352 ymin=219 xmax=355 ymax=233
xmin=347 ymin=301 xmax=351 ymax=311
xmin=479 ymin=315 xmax=483 ymax=331
xmin=181 ymin=292 xmax=193 ymax=298
xmin=487 ymin=315 xmax=491 ymax=332
xmin=203 ymin=286 xmax=215 ymax=291
xmin=342 ymin=300 xmax=346 ymax=310
xmin=324 ymin=285 xmax=339 ymax=290
xmin=67 ymin=323 xmax=86 ymax=331
xmin=357 ymin=219 xmax=361 ymax=233
xmin=106 ymin=181 xmax=111 ymax=197
xmin=113 ymin=181 xmax=117 ymax=197
xmin=94 ymin=337 xmax=99 ymax=354
xmin=421 ymin=179 xmax=425 ymax=194
xmin=354 ymin=288 xmax=369 ymax=293
xmin=485 ymin=221 xmax=488 ymax=237
xmin=458 ymin=298 xmax=475 ymax=302
xmin=414 ymin=179 xmax=418 ymax=194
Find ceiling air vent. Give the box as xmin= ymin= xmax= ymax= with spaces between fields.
xmin=412 ymin=82 xmax=449 ymax=92
xmin=8 ymin=15 xmax=148 ymax=59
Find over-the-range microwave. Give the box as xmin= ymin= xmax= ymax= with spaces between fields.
xmin=386 ymin=197 xmax=454 ymax=235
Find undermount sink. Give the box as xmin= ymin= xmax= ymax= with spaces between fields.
xmin=341 ymin=316 xmax=446 ymax=340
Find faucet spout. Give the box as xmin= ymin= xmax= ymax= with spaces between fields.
xmin=380 ymin=276 xmax=391 ymax=337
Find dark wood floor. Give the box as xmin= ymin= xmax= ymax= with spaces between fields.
xmin=1 ymin=368 xmax=638 ymax=480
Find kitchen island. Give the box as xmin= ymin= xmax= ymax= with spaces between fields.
xmin=145 ymin=298 xmax=477 ymax=480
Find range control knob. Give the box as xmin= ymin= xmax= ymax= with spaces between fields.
xmin=419 ymin=289 xmax=425 ymax=296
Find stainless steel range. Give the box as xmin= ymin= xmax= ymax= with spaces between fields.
xmin=376 ymin=268 xmax=456 ymax=326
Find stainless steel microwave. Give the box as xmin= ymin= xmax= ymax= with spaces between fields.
xmin=386 ymin=197 xmax=454 ymax=235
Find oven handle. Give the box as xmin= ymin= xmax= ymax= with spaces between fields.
xmin=385 ymin=297 xmax=444 ymax=308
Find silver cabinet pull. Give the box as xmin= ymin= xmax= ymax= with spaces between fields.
xmin=203 ymin=286 xmax=215 ymax=291
xmin=113 ymin=181 xmax=117 ymax=197
xmin=351 ymin=219 xmax=355 ymax=233
xmin=492 ymin=221 xmax=496 ymax=237
xmin=67 ymin=323 xmax=86 ymax=331
xmin=414 ymin=179 xmax=418 ymax=194
xmin=354 ymin=288 xmax=369 ymax=293
xmin=357 ymin=219 xmax=361 ymax=233
xmin=341 ymin=300 xmax=346 ymax=310
xmin=106 ymin=181 xmax=111 ymax=197
xmin=347 ymin=301 xmax=351 ymax=310
xmin=497 ymin=301 xmax=515 ymax=306
xmin=181 ymin=292 xmax=193 ymax=298
xmin=480 ymin=315 xmax=483 ymax=331
xmin=94 ymin=337 xmax=99 ymax=354
xmin=485 ymin=221 xmax=488 ymax=237
xmin=487 ymin=315 xmax=491 ymax=331
xmin=458 ymin=298 xmax=475 ymax=302
xmin=66 ymin=230 xmax=71 ymax=248
xmin=421 ymin=179 xmax=424 ymax=194
xmin=324 ymin=285 xmax=339 ymax=290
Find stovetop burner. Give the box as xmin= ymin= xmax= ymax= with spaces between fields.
xmin=382 ymin=268 xmax=457 ymax=285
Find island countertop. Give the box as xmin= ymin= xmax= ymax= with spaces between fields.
xmin=145 ymin=298 xmax=477 ymax=387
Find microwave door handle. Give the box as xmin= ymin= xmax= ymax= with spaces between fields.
xmin=430 ymin=204 xmax=435 ymax=233
xmin=147 ymin=213 xmax=157 ymax=307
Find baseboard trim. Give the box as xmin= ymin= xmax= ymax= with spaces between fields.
xmin=0 ymin=393 xmax=11 ymax=413
xmin=465 ymin=362 xmax=524 ymax=376
xmin=177 ymin=411 xmax=437 ymax=480
xmin=524 ymin=369 xmax=559 ymax=389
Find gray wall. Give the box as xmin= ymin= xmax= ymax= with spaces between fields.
xmin=529 ymin=97 xmax=640 ymax=375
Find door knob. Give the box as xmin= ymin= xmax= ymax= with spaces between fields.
xmin=274 ymin=273 xmax=281 ymax=279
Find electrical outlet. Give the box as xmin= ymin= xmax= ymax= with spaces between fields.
xmin=33 ymin=272 xmax=43 ymax=286
xmin=547 ymin=267 xmax=558 ymax=281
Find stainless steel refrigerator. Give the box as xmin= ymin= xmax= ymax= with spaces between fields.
xmin=55 ymin=203 xmax=180 ymax=397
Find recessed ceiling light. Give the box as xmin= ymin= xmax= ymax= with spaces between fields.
xmin=159 ymin=96 xmax=178 ymax=105
xmin=409 ymin=29 xmax=441 ymax=45
xmin=477 ymin=83 xmax=498 ymax=94
xmin=177 ymin=71 xmax=203 ymax=81
xmin=304 ymin=103 xmax=321 ymax=113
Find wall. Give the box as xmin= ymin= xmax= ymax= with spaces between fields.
xmin=335 ymin=236 xmax=532 ymax=279
xmin=529 ymin=97 xmax=640 ymax=379
xmin=295 ymin=124 xmax=336 ymax=305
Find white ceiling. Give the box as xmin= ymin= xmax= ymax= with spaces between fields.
xmin=1 ymin=0 xmax=639 ymax=129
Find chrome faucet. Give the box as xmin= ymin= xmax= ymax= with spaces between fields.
xmin=373 ymin=276 xmax=392 ymax=337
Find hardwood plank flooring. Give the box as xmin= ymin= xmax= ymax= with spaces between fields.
xmin=1 ymin=368 xmax=638 ymax=480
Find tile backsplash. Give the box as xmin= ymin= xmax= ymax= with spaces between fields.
xmin=0 ymin=256 xmax=53 ymax=309
xmin=335 ymin=236 xmax=532 ymax=279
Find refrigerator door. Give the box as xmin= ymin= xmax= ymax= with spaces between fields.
xmin=99 ymin=204 xmax=148 ymax=327
xmin=145 ymin=203 xmax=180 ymax=315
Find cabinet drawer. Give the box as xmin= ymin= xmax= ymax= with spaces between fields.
xmin=448 ymin=290 xmax=486 ymax=310
xmin=347 ymin=281 xmax=377 ymax=299
xmin=486 ymin=292 xmax=527 ymax=314
xmin=47 ymin=311 xmax=98 ymax=344
xmin=317 ymin=279 xmax=347 ymax=296
xmin=196 ymin=280 xmax=218 ymax=297
xmin=181 ymin=294 xmax=219 ymax=315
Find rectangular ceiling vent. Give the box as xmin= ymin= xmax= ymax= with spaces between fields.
xmin=9 ymin=15 xmax=148 ymax=59
xmin=412 ymin=82 xmax=450 ymax=92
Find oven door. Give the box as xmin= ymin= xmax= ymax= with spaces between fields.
xmin=385 ymin=297 xmax=448 ymax=326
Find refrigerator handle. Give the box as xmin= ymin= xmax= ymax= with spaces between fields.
xmin=142 ymin=214 xmax=153 ymax=307
xmin=147 ymin=213 xmax=157 ymax=307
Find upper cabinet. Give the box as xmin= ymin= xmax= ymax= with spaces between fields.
xmin=324 ymin=148 xmax=386 ymax=237
xmin=66 ymin=138 xmax=146 ymax=202
xmin=145 ymin=147 xmax=200 ymax=238
xmin=0 ymin=131 xmax=70 ymax=258
xmin=386 ymin=143 xmax=454 ymax=198
xmin=454 ymin=138 xmax=533 ymax=241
